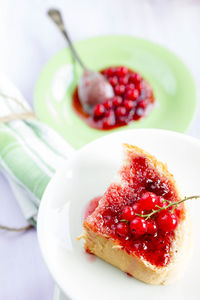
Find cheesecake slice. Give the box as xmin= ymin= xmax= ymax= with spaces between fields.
xmin=83 ymin=144 xmax=192 ymax=285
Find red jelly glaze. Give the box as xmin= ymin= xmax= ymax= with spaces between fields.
xmin=84 ymin=196 xmax=101 ymax=220
xmin=72 ymin=66 xmax=155 ymax=130
xmin=86 ymin=155 xmax=184 ymax=267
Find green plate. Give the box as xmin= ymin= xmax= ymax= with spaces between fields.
xmin=34 ymin=35 xmax=197 ymax=149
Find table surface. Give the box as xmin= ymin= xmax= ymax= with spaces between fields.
xmin=0 ymin=0 xmax=200 ymax=299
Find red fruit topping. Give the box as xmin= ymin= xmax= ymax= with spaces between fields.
xmin=125 ymin=84 xmax=135 ymax=92
xmin=157 ymin=197 xmax=167 ymax=208
xmin=147 ymin=220 xmax=157 ymax=235
xmin=132 ymin=202 xmax=144 ymax=215
xmin=103 ymin=99 xmax=113 ymax=110
xmin=72 ymin=65 xmax=155 ymax=130
xmin=114 ymin=84 xmax=126 ymax=96
xmin=102 ymin=111 xmax=115 ymax=129
xmin=130 ymin=217 xmax=147 ymax=236
xmin=116 ymin=222 xmax=130 ymax=237
xmin=135 ymin=82 xmax=143 ymax=92
xmin=129 ymin=73 xmax=142 ymax=84
xmin=133 ymin=107 xmax=144 ymax=120
xmin=137 ymin=100 xmax=147 ymax=109
xmin=93 ymin=104 xmax=105 ymax=117
xmin=140 ymin=192 xmax=158 ymax=210
xmin=112 ymin=96 xmax=123 ymax=107
xmin=157 ymin=210 xmax=178 ymax=232
xmin=116 ymin=66 xmax=128 ymax=77
xmin=124 ymin=100 xmax=135 ymax=110
xmin=84 ymin=196 xmax=101 ymax=220
xmin=119 ymin=76 xmax=129 ymax=85
xmin=109 ymin=76 xmax=118 ymax=86
xmin=125 ymin=89 xmax=139 ymax=100
xmin=106 ymin=67 xmax=115 ymax=77
xmin=115 ymin=106 xmax=127 ymax=117
xmin=122 ymin=206 xmax=135 ymax=221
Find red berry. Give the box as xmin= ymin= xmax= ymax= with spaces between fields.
xmin=138 ymin=100 xmax=147 ymax=109
xmin=116 ymin=222 xmax=130 ymax=237
xmin=116 ymin=66 xmax=128 ymax=77
xmin=93 ymin=104 xmax=105 ymax=117
xmin=140 ymin=192 xmax=158 ymax=210
xmin=106 ymin=67 xmax=115 ymax=77
xmin=122 ymin=206 xmax=135 ymax=221
xmin=130 ymin=217 xmax=147 ymax=236
xmin=135 ymin=82 xmax=143 ymax=91
xmin=102 ymin=111 xmax=115 ymax=129
xmin=125 ymin=89 xmax=139 ymax=100
xmin=132 ymin=202 xmax=144 ymax=214
xmin=129 ymin=73 xmax=142 ymax=84
xmin=112 ymin=96 xmax=123 ymax=107
xmin=133 ymin=107 xmax=144 ymax=120
xmin=124 ymin=99 xmax=135 ymax=110
xmin=157 ymin=197 xmax=167 ymax=208
xmin=103 ymin=99 xmax=113 ymax=110
xmin=109 ymin=76 xmax=118 ymax=86
xmin=119 ymin=76 xmax=129 ymax=85
xmin=157 ymin=210 xmax=178 ymax=232
xmin=115 ymin=106 xmax=127 ymax=117
xmin=147 ymin=220 xmax=157 ymax=235
xmin=114 ymin=84 xmax=126 ymax=96
xmin=125 ymin=84 xmax=135 ymax=92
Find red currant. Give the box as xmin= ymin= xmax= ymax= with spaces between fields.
xmin=114 ymin=85 xmax=126 ymax=96
xmin=106 ymin=67 xmax=115 ymax=77
xmin=125 ymin=89 xmax=139 ymax=100
xmin=132 ymin=202 xmax=144 ymax=214
xmin=147 ymin=220 xmax=157 ymax=235
xmin=135 ymin=82 xmax=143 ymax=92
xmin=125 ymin=84 xmax=135 ymax=92
xmin=130 ymin=217 xmax=147 ymax=236
xmin=93 ymin=104 xmax=105 ymax=117
xmin=119 ymin=76 xmax=129 ymax=85
xmin=157 ymin=197 xmax=167 ymax=208
xmin=102 ymin=110 xmax=115 ymax=128
xmin=122 ymin=206 xmax=135 ymax=221
xmin=157 ymin=210 xmax=178 ymax=232
xmin=103 ymin=99 xmax=113 ymax=110
xmin=112 ymin=96 xmax=123 ymax=107
xmin=140 ymin=192 xmax=158 ymax=210
xmin=109 ymin=76 xmax=118 ymax=86
xmin=124 ymin=99 xmax=135 ymax=110
xmin=116 ymin=66 xmax=128 ymax=77
xmin=129 ymin=73 xmax=142 ymax=84
xmin=116 ymin=222 xmax=130 ymax=237
xmin=115 ymin=106 xmax=127 ymax=117
xmin=133 ymin=107 xmax=144 ymax=120
xmin=137 ymin=100 xmax=147 ymax=109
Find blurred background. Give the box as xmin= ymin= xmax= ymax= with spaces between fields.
xmin=0 ymin=0 xmax=200 ymax=299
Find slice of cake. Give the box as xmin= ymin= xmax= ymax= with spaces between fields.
xmin=83 ymin=144 xmax=192 ymax=285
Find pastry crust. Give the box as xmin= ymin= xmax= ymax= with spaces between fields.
xmin=83 ymin=144 xmax=192 ymax=285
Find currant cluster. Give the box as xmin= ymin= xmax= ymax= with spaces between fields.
xmin=92 ymin=66 xmax=154 ymax=129
xmin=115 ymin=192 xmax=178 ymax=238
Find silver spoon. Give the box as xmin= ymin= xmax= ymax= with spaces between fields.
xmin=48 ymin=9 xmax=114 ymax=114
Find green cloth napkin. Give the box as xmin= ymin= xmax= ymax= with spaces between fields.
xmin=0 ymin=74 xmax=74 ymax=225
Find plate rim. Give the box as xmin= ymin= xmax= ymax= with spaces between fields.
xmin=34 ymin=34 xmax=197 ymax=149
xmin=38 ymin=128 xmax=200 ymax=300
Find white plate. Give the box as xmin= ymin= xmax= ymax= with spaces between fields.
xmin=38 ymin=129 xmax=200 ymax=300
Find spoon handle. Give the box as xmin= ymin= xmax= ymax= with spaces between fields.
xmin=48 ymin=8 xmax=87 ymax=70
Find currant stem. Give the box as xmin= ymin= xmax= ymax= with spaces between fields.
xmin=135 ymin=195 xmax=200 ymax=220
